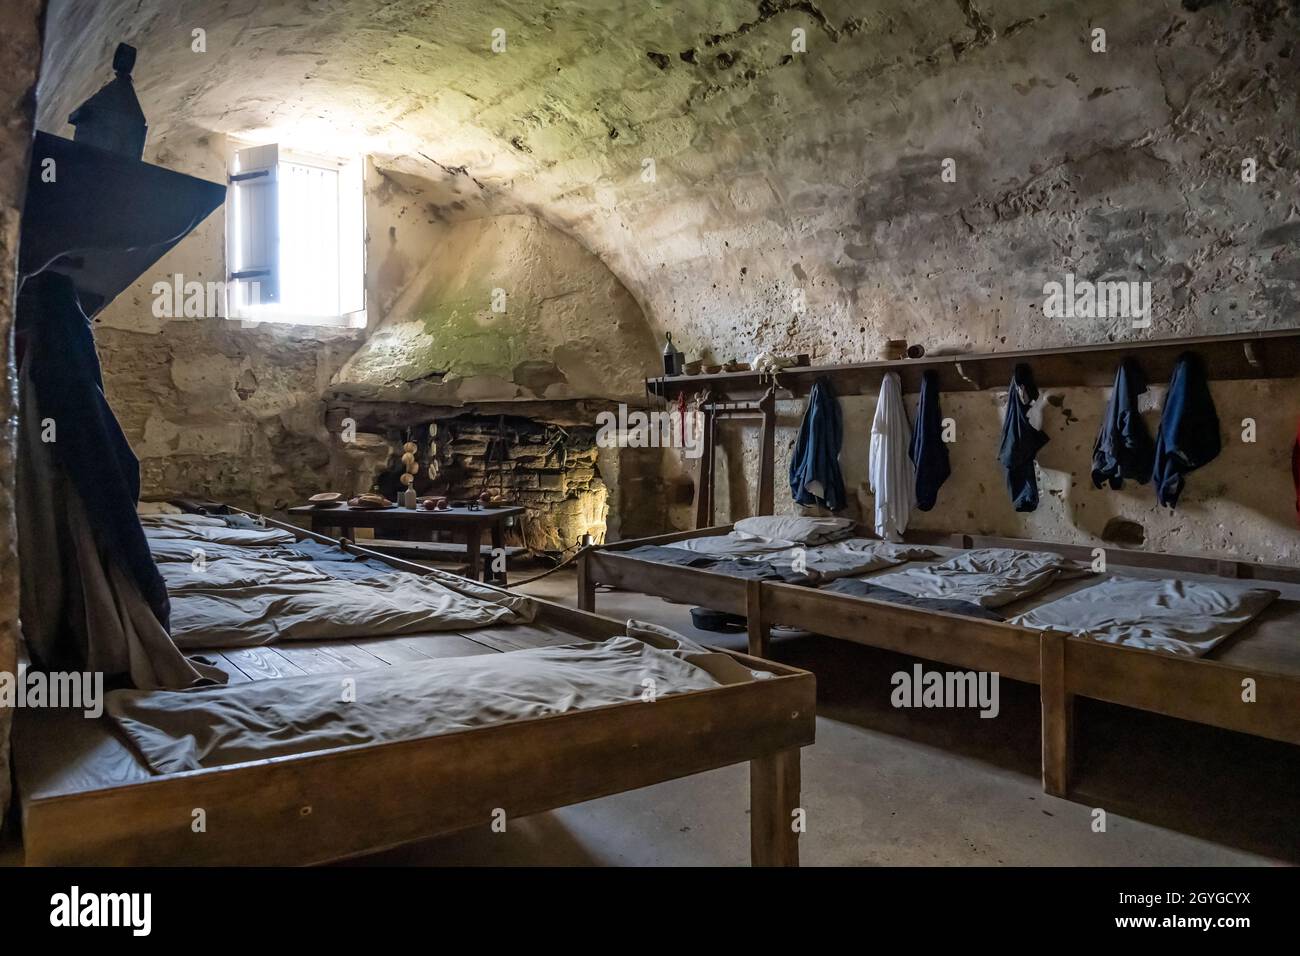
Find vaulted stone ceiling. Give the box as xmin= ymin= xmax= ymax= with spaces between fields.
xmin=37 ymin=0 xmax=1300 ymax=367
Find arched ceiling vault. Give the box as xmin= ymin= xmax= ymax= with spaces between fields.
xmin=36 ymin=0 xmax=1300 ymax=365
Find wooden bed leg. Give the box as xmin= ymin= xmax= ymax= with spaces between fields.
xmin=1040 ymin=631 xmax=1074 ymax=797
xmin=750 ymin=747 xmax=801 ymax=867
xmin=577 ymin=551 xmax=596 ymax=612
xmin=745 ymin=579 xmax=770 ymax=659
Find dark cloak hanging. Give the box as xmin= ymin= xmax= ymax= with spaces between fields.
xmin=15 ymin=273 xmax=216 ymax=688
xmin=788 ymin=376 xmax=847 ymax=512
xmin=13 ymin=47 xmax=226 ymax=687
xmin=1090 ymin=358 xmax=1155 ymax=490
xmin=998 ymin=363 xmax=1049 ymax=513
xmin=16 ymin=272 xmax=170 ymax=626
xmin=1151 ymin=352 xmax=1222 ymax=509
xmin=909 ymin=369 xmax=950 ymax=511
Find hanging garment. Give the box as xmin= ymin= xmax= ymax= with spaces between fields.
xmin=15 ymin=271 xmax=217 ymax=689
xmin=998 ymin=363 xmax=1049 ymax=513
xmin=1292 ymin=420 xmax=1300 ymax=526
xmin=1152 ymin=351 xmax=1221 ymax=509
xmin=1091 ymin=358 xmax=1155 ymax=490
xmin=909 ymin=369 xmax=950 ymax=511
xmin=869 ymin=372 xmax=915 ymax=540
xmin=788 ymin=375 xmax=846 ymax=511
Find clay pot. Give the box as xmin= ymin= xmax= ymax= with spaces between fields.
xmin=880 ymin=339 xmax=908 ymax=361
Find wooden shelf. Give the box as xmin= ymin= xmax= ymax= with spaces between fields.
xmin=647 ymin=329 xmax=1300 ymax=401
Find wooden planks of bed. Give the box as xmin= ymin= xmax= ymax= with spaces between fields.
xmin=579 ymin=525 xmax=1300 ymax=798
xmin=14 ymin=519 xmax=816 ymax=868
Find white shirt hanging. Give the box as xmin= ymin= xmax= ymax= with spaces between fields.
xmin=868 ymin=371 xmax=916 ymax=541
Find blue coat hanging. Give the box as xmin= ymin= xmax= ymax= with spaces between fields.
xmin=789 ymin=375 xmax=847 ymax=512
xmin=998 ymin=363 xmax=1048 ymax=512
xmin=1091 ymin=358 xmax=1154 ymax=490
xmin=909 ymin=369 xmax=950 ymax=511
xmin=1152 ymin=352 xmax=1221 ymax=508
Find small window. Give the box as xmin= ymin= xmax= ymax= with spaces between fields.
xmin=226 ymin=143 xmax=365 ymax=326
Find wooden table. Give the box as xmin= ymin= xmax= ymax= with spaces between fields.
xmin=289 ymin=503 xmax=526 ymax=583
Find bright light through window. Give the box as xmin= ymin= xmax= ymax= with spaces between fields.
xmin=226 ymin=144 xmax=365 ymax=326
xmin=279 ymin=161 xmax=341 ymax=317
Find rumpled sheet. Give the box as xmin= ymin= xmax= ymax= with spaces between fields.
xmin=650 ymin=536 xmax=934 ymax=581
xmin=148 ymin=535 xmax=392 ymax=581
xmin=763 ymin=539 xmax=936 ymax=580
xmin=108 ymin=625 xmax=747 ymax=773
xmin=1009 ymin=576 xmax=1279 ymax=657
xmin=823 ymin=579 xmax=1006 ymax=620
xmin=732 ymin=514 xmax=854 ymax=544
xmin=144 ymin=524 xmax=298 ymax=548
xmin=666 ymin=532 xmax=794 ymax=557
xmin=868 ymin=548 xmax=1091 ymax=608
xmin=168 ymin=568 xmax=537 ymax=648
xmin=147 ymin=536 xmax=306 ymax=564
xmin=159 ymin=553 xmax=341 ymax=591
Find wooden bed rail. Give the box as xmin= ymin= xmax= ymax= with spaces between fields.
xmin=576 ymin=537 xmax=1300 ymax=800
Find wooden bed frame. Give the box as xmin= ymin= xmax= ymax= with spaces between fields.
xmin=13 ymin=514 xmax=815 ymax=867
xmin=577 ymin=525 xmax=1300 ymax=797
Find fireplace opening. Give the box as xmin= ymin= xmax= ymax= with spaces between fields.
xmin=373 ymin=413 xmax=607 ymax=554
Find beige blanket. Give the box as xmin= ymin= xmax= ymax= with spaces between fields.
xmin=108 ymin=627 xmax=739 ymax=773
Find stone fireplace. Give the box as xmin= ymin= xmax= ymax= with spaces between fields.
xmin=366 ymin=411 xmax=607 ymax=554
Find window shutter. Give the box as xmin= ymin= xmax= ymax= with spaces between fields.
xmin=226 ymin=143 xmax=279 ymax=313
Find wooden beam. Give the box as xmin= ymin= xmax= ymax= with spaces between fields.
xmin=1040 ymin=631 xmax=1074 ymax=797
xmin=694 ymin=405 xmax=716 ymax=529
xmin=22 ymin=674 xmax=815 ymax=866
xmin=577 ymin=548 xmax=596 ymax=612
xmin=746 ymin=578 xmax=770 ymax=659
xmin=750 ymin=747 xmax=801 ymax=867
xmin=648 ymin=328 xmax=1300 ymax=401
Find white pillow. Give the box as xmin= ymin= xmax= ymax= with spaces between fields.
xmin=732 ymin=515 xmax=854 ymax=544
xmin=136 ymin=501 xmax=183 ymax=515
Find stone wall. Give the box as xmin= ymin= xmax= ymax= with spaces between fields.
xmin=332 ymin=213 xmax=661 ymax=406
xmin=0 ymin=0 xmax=44 ymax=833
xmin=32 ymin=0 xmax=1300 ymax=563
xmin=415 ymin=415 xmax=607 ymax=552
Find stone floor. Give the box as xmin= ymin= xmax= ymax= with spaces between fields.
xmin=351 ymin=568 xmax=1300 ymax=866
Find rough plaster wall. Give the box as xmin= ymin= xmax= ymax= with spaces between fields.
xmin=731 ymin=383 xmax=1300 ymax=565
xmin=333 ymin=213 xmax=659 ymax=405
xmin=34 ymin=0 xmax=1300 ymax=559
xmin=0 ymin=0 xmax=44 ymax=832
